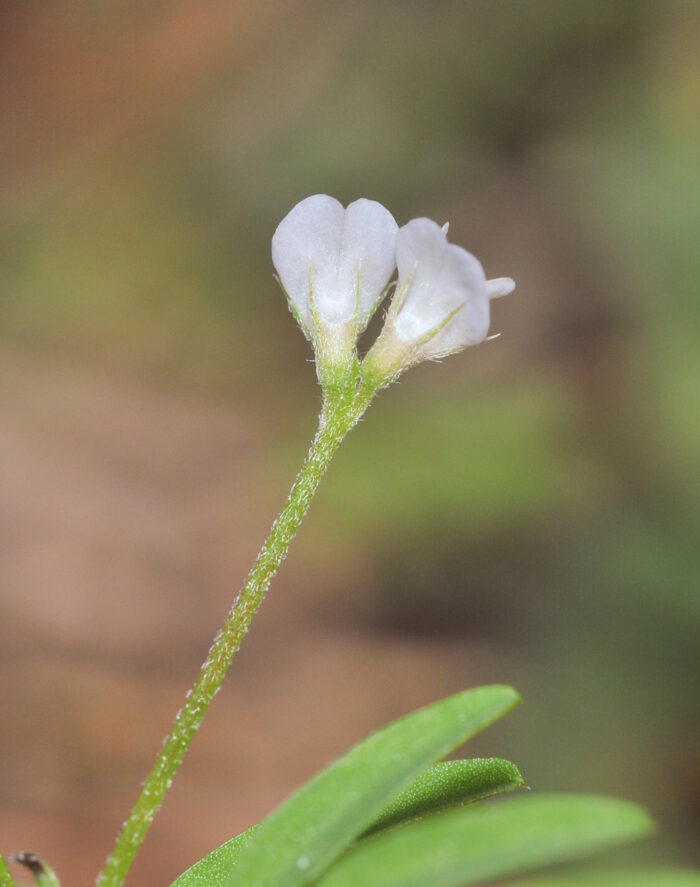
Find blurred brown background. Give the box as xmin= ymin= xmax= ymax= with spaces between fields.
xmin=1 ymin=1 xmax=699 ymax=885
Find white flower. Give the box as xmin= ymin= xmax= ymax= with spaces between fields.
xmin=362 ymin=217 xmax=514 ymax=386
xmin=271 ymin=195 xmax=398 ymax=382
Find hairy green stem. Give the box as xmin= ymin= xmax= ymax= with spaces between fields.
xmin=95 ymin=389 xmax=372 ymax=887
xmin=0 ymin=856 xmax=15 ymax=887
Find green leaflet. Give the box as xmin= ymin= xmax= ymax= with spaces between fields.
xmin=223 ymin=685 xmax=518 ymax=887
xmin=362 ymin=757 xmax=525 ymax=835
xmin=171 ymin=757 xmax=524 ymax=887
xmin=171 ymin=828 xmax=259 ymax=887
xmin=313 ymin=793 xmax=654 ymax=887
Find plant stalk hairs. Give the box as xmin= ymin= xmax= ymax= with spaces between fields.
xmin=91 ymin=194 xmax=514 ymax=887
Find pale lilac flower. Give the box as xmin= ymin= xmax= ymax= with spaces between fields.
xmin=271 ymin=195 xmax=397 ymax=380
xmin=363 ymin=217 xmax=514 ymax=386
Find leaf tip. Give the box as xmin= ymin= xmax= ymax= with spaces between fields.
xmin=488 ymin=684 xmax=522 ymax=712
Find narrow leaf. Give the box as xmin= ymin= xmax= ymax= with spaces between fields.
xmin=223 ymin=685 xmax=519 ymax=887
xmin=313 ymin=793 xmax=654 ymax=887
xmin=513 ymin=869 xmax=700 ymax=887
xmin=171 ymin=828 xmax=259 ymax=887
xmin=362 ymin=758 xmax=525 ymax=836
xmin=171 ymin=757 xmax=524 ymax=887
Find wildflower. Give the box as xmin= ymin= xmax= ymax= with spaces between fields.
xmin=361 ymin=217 xmax=515 ymax=388
xmin=272 ymin=194 xmax=397 ymax=387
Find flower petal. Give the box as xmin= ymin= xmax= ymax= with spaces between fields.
xmin=271 ymin=195 xmax=397 ymax=334
xmin=486 ymin=277 xmax=516 ymax=299
xmin=392 ymin=218 xmax=489 ymax=356
xmin=340 ymin=199 xmax=398 ymax=327
xmin=271 ymin=194 xmax=345 ymax=334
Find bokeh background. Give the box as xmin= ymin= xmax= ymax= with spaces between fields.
xmin=1 ymin=1 xmax=698 ymax=884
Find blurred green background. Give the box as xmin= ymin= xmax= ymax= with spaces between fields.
xmin=1 ymin=1 xmax=698 ymax=885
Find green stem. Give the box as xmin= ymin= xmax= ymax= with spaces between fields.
xmin=95 ymin=390 xmax=371 ymax=887
xmin=0 ymin=856 xmax=15 ymax=887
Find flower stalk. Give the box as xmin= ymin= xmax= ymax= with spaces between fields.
xmin=95 ymin=386 xmax=372 ymax=887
